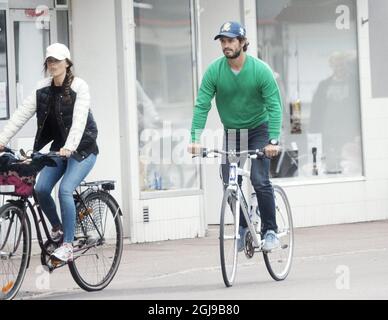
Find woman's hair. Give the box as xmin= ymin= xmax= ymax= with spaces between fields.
xmin=44 ymin=58 xmax=74 ymax=103
xmin=62 ymin=60 xmax=74 ymax=103
xmin=237 ymin=36 xmax=249 ymax=52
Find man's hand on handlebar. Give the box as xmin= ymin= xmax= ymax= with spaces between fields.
xmin=263 ymin=144 xmax=281 ymax=158
xmin=0 ymin=144 xmax=5 ymax=152
xmin=187 ymin=143 xmax=203 ymax=156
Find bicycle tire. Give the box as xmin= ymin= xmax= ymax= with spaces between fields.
xmin=219 ymin=189 xmax=239 ymax=287
xmin=0 ymin=203 xmax=31 ymax=300
xmin=68 ymin=191 xmax=123 ymax=291
xmin=263 ymin=185 xmax=294 ymax=281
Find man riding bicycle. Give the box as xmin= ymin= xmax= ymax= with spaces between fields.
xmin=188 ymin=21 xmax=282 ymax=252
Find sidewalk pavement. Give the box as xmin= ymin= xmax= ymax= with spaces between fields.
xmin=16 ymin=219 xmax=388 ymax=300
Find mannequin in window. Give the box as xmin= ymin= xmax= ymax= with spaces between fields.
xmin=309 ymin=51 xmax=360 ymax=174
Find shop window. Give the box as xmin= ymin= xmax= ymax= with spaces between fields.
xmin=56 ymin=9 xmax=69 ymax=47
xmin=135 ymin=0 xmax=199 ymax=192
xmin=368 ymin=0 xmax=388 ymax=98
xmin=0 ymin=10 xmax=8 ymax=120
xmin=257 ymin=0 xmax=363 ymax=179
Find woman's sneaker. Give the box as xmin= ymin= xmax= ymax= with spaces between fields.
xmin=51 ymin=243 xmax=73 ymax=262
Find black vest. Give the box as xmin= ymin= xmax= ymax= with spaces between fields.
xmin=33 ymin=86 xmax=99 ymax=161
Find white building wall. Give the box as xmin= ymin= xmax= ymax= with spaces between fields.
xmin=70 ymin=0 xmax=128 ymax=234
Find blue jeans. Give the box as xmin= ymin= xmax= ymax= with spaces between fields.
xmin=35 ymin=154 xmax=97 ymax=243
xmin=221 ymin=123 xmax=277 ymax=234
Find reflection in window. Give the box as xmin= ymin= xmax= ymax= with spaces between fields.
xmin=57 ymin=10 xmax=70 ymax=48
xmin=257 ymin=0 xmax=363 ymax=179
xmin=135 ymin=0 xmax=199 ymax=192
xmin=14 ymin=20 xmax=50 ymax=105
xmin=0 ymin=11 xmax=8 ymax=119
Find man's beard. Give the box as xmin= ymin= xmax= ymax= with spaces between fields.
xmin=224 ymin=48 xmax=242 ymax=59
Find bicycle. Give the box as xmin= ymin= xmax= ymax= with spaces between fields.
xmin=197 ymin=148 xmax=294 ymax=287
xmin=0 ymin=148 xmax=124 ymax=300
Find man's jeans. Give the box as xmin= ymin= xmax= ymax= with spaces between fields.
xmin=35 ymin=154 xmax=97 ymax=243
xmin=221 ymin=123 xmax=278 ymax=234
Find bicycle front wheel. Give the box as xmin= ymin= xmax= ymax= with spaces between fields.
xmin=69 ymin=191 xmax=123 ymax=291
xmin=0 ymin=203 xmax=31 ymax=300
xmin=263 ymin=185 xmax=294 ymax=281
xmin=219 ymin=189 xmax=239 ymax=287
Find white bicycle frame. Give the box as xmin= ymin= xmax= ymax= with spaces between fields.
xmin=227 ymin=157 xmax=265 ymax=249
xmin=227 ymin=156 xmax=289 ymax=251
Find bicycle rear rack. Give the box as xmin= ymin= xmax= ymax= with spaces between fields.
xmin=79 ymin=180 xmax=115 ymax=191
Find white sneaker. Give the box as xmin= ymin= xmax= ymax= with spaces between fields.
xmin=262 ymin=230 xmax=280 ymax=252
xmin=51 ymin=243 xmax=73 ymax=262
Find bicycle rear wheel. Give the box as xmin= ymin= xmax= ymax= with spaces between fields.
xmin=0 ymin=203 xmax=30 ymax=300
xmin=69 ymin=191 xmax=123 ymax=291
xmin=219 ymin=189 xmax=238 ymax=287
xmin=263 ymin=185 xmax=294 ymax=281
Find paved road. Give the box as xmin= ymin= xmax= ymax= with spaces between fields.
xmin=16 ymin=220 xmax=388 ymax=300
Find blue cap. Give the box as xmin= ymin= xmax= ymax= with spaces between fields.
xmin=214 ymin=21 xmax=246 ymax=40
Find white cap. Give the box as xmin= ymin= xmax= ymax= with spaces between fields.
xmin=45 ymin=43 xmax=71 ymax=61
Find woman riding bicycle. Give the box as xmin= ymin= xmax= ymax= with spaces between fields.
xmin=0 ymin=43 xmax=98 ymax=263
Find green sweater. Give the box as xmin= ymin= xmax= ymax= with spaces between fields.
xmin=191 ymin=55 xmax=282 ymax=142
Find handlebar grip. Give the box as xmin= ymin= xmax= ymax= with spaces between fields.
xmin=2 ymin=147 xmax=14 ymax=154
xmin=191 ymin=147 xmax=208 ymax=158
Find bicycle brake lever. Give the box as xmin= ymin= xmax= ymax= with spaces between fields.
xmin=19 ymin=149 xmax=29 ymax=159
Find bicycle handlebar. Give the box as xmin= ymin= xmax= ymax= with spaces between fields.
xmin=1 ymin=146 xmax=15 ymax=155
xmin=1 ymin=147 xmax=66 ymax=160
xmin=194 ymin=148 xmax=268 ymax=159
xmin=31 ymin=151 xmax=67 ymax=159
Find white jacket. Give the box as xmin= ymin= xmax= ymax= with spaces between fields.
xmin=0 ymin=77 xmax=91 ymax=152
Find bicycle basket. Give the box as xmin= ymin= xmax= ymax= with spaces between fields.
xmin=0 ymin=151 xmax=57 ymax=196
xmin=0 ymin=170 xmax=36 ymax=196
xmin=75 ymin=199 xmax=103 ymax=236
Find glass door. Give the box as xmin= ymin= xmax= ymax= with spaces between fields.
xmin=0 ymin=10 xmax=8 ymax=120
xmin=7 ymin=8 xmax=57 ymax=136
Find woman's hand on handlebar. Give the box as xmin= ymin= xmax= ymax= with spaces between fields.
xmin=0 ymin=145 xmax=13 ymax=154
xmin=59 ymin=148 xmax=73 ymax=158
